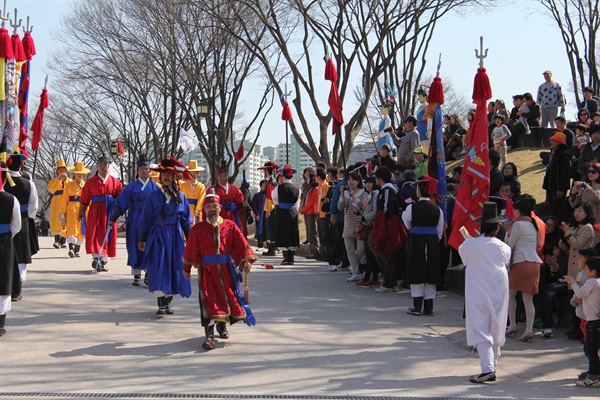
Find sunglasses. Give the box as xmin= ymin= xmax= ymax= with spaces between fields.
xmin=588 ymin=170 xmax=599 ymax=174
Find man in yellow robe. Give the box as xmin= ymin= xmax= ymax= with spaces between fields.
xmin=179 ymin=160 xmax=206 ymax=225
xmin=47 ymin=159 xmax=73 ymax=249
xmin=62 ymin=161 xmax=90 ymax=258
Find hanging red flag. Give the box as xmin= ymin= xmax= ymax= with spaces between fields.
xmin=235 ymin=143 xmax=244 ymax=162
xmin=448 ymin=67 xmax=492 ymax=250
xmin=31 ymin=88 xmax=48 ymax=151
xmin=117 ymin=140 xmax=124 ymax=155
xmin=325 ymin=58 xmax=343 ymax=135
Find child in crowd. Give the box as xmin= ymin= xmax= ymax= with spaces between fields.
xmin=491 ymin=115 xmax=512 ymax=166
xmin=514 ymin=100 xmax=531 ymax=135
xmin=574 ymin=124 xmax=591 ymax=151
xmin=593 ymin=112 xmax=600 ymax=125
xmin=412 ymin=146 xmax=427 ymax=179
xmin=564 ymin=256 xmax=600 ymax=388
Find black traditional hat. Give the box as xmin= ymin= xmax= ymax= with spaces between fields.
xmin=476 ymin=202 xmax=506 ymax=223
xmin=137 ymin=154 xmax=150 ymax=168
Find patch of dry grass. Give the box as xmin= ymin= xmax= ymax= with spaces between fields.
xmin=447 ymin=147 xmax=546 ymax=202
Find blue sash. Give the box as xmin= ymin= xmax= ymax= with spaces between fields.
xmin=200 ymin=253 xmax=256 ymax=326
xmin=188 ymin=198 xmax=198 ymax=206
xmin=69 ymin=196 xmax=80 ymax=202
xmin=53 ymin=190 xmax=64 ymax=197
xmin=19 ymin=204 xmax=28 ymax=213
xmin=0 ymin=224 xmax=10 ymax=234
xmin=154 ymin=215 xmax=178 ymax=226
xmin=221 ymin=201 xmax=241 ymax=230
xmin=278 ymin=202 xmax=296 ymax=210
xmin=411 ymin=226 xmax=437 ymax=235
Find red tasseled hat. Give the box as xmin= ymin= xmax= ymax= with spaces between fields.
xmin=418 ymin=175 xmax=438 ymax=196
xmin=204 ymin=188 xmax=221 ymax=204
xmin=151 ymin=157 xmax=191 ymax=181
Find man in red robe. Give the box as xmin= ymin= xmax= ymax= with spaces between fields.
xmin=78 ymin=156 xmax=123 ymax=271
xmin=208 ymin=165 xmax=245 ymax=231
xmin=183 ymin=190 xmax=257 ymax=350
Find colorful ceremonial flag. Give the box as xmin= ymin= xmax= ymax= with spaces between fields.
xmin=0 ymin=27 xmax=13 ymax=163
xmin=425 ymin=76 xmax=447 ymax=216
xmin=325 ymin=58 xmax=343 ymax=135
xmin=235 ymin=143 xmax=244 ymax=162
xmin=448 ymin=67 xmax=492 ymax=250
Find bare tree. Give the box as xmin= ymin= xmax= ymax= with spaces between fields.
xmin=47 ymin=0 xmax=273 ymax=183
xmin=539 ymin=0 xmax=600 ymax=105
xmin=214 ymin=0 xmax=491 ymax=166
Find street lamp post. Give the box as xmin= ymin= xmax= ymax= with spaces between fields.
xmin=197 ymin=99 xmax=215 ymax=184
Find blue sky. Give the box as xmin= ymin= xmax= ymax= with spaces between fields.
xmin=18 ymin=0 xmax=578 ymax=148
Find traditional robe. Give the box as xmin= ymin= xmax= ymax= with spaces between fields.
xmin=402 ymin=198 xmax=444 ymax=285
xmin=208 ymin=183 xmax=244 ymax=230
xmin=5 ymin=172 xmax=37 ymax=264
xmin=459 ymin=236 xmax=511 ymax=348
xmin=62 ymin=179 xmax=86 ymax=240
xmin=80 ymin=174 xmax=123 ymax=257
xmin=47 ymin=176 xmax=72 ymax=235
xmin=113 ymin=178 xmax=160 ymax=269
xmin=179 ymin=179 xmax=206 ymax=225
xmin=0 ymin=192 xmax=20 ymax=301
xmin=183 ymin=218 xmax=255 ymax=325
xmin=138 ymin=189 xmax=192 ymax=297
xmin=273 ymin=180 xmax=300 ymax=248
xmin=263 ymin=175 xmax=277 ymax=242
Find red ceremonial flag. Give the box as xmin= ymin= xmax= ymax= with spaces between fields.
xmin=325 ymin=58 xmax=343 ymax=135
xmin=235 ymin=143 xmax=244 ymax=162
xmin=31 ymin=88 xmax=48 ymax=151
xmin=448 ymin=67 xmax=492 ymax=250
xmin=117 ymin=140 xmax=124 ymax=155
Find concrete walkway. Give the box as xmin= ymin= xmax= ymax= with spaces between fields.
xmin=0 ymin=237 xmax=597 ymax=399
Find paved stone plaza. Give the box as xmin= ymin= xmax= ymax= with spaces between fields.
xmin=0 ymin=237 xmax=597 ymax=399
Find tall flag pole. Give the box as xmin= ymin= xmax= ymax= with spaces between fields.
xmin=0 ymin=1 xmax=14 ymax=163
xmin=30 ymin=75 xmax=48 ymax=180
xmin=324 ymin=53 xmax=345 ymax=168
xmin=448 ymin=37 xmax=492 ymax=250
xmin=281 ymin=82 xmax=292 ymax=166
xmin=425 ymin=54 xmax=447 ymax=216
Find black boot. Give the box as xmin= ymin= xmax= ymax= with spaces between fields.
xmin=132 ymin=274 xmax=141 ymax=286
xmin=143 ymin=272 xmax=148 ymax=286
xmin=263 ymin=242 xmax=276 ymax=256
xmin=53 ymin=235 xmax=61 ymax=249
xmin=68 ymin=243 xmax=75 ymax=258
xmin=407 ymin=297 xmax=423 ymax=316
xmin=202 ymin=324 xmax=216 ymax=350
xmin=156 ymin=297 xmax=166 ymax=315
xmin=423 ymin=299 xmax=434 ymax=316
xmin=216 ymin=321 xmax=229 ymax=339
xmin=60 ymin=236 xmax=67 ymax=248
xmin=289 ymin=250 xmax=295 ymax=265
xmin=12 ymin=266 xmax=22 ymax=301
xmin=164 ymin=296 xmax=174 ymax=314
xmin=281 ymin=250 xmax=290 ymax=265
xmin=0 ymin=314 xmax=6 ymax=336
xmin=74 ymin=245 xmax=81 ymax=257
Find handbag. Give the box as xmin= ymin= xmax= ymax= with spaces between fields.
xmin=354 ymin=221 xmax=369 ymax=240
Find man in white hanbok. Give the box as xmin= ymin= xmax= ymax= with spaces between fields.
xmin=459 ymin=202 xmax=511 ymax=383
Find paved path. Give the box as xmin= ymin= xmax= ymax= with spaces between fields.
xmin=0 ymin=237 xmax=597 ymax=399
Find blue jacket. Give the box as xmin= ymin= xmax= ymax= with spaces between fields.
xmin=330 ymin=179 xmax=346 ymax=222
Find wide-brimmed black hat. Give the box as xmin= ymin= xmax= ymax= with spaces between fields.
xmin=476 ymin=201 xmax=506 ymax=224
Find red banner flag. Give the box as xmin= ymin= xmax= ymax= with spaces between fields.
xmin=325 ymin=58 xmax=343 ymax=136
xmin=117 ymin=140 xmax=124 ymax=155
xmin=448 ymin=67 xmax=492 ymax=250
xmin=31 ymin=88 xmax=48 ymax=151
xmin=235 ymin=143 xmax=244 ymax=162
